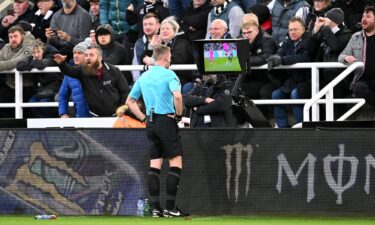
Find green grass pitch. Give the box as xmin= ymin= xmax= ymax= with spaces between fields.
xmin=1 ymin=215 xmax=375 ymax=225
xmin=204 ymin=56 xmax=241 ymax=72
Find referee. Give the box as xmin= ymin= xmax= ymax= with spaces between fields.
xmin=126 ymin=45 xmax=187 ymax=218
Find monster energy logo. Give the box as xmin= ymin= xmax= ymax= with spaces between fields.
xmin=222 ymin=143 xmax=254 ymax=203
xmin=276 ymin=144 xmax=375 ymax=204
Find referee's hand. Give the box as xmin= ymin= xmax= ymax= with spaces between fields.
xmin=168 ymin=114 xmax=182 ymax=123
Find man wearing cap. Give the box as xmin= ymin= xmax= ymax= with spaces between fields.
xmin=339 ymin=5 xmax=375 ymax=107
xmin=45 ymin=0 xmax=91 ymax=60
xmin=0 ymin=25 xmax=35 ymax=118
xmin=0 ymin=0 xmax=33 ymax=45
xmin=58 ymin=40 xmax=91 ymax=118
xmin=54 ymin=44 xmax=130 ymax=117
xmin=95 ymin=24 xmax=132 ymax=84
xmin=306 ymin=8 xmax=352 ymax=98
xmin=306 ymin=7 xmax=352 ymax=102
xmin=95 ymin=24 xmax=129 ymax=66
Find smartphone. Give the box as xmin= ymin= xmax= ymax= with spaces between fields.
xmin=51 ymin=28 xmax=58 ymax=35
xmin=7 ymin=9 xmax=14 ymax=16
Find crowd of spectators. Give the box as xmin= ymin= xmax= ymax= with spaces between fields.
xmin=0 ymin=0 xmax=374 ymax=128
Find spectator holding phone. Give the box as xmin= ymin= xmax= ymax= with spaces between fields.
xmin=45 ymin=0 xmax=91 ymax=60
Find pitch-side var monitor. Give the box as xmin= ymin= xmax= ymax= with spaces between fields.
xmin=194 ymin=39 xmax=250 ymax=75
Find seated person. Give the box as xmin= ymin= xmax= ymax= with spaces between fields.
xmin=17 ymin=39 xmax=61 ymax=118
xmin=267 ymin=17 xmax=311 ymax=128
xmin=184 ymin=74 xmax=234 ymax=127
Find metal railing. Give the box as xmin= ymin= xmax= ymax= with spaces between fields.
xmin=0 ymin=62 xmax=364 ymax=121
xmin=303 ymin=62 xmax=365 ymax=122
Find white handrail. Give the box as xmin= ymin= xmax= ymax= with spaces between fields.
xmin=0 ymin=62 xmax=360 ymax=120
xmin=303 ymin=62 xmax=365 ymax=122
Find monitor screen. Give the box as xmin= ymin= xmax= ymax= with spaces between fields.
xmin=203 ymin=42 xmax=242 ymax=73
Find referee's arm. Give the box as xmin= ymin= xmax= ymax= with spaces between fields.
xmin=126 ymin=96 xmax=146 ymax=122
xmin=173 ymin=91 xmax=183 ymax=116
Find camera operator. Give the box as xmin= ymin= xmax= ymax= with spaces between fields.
xmin=184 ymin=74 xmax=234 ymax=128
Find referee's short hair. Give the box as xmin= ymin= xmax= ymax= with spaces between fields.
xmin=153 ymin=45 xmax=170 ymax=61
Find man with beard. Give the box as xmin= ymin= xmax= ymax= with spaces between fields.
xmin=45 ymin=0 xmax=91 ymax=60
xmin=339 ymin=5 xmax=375 ymax=107
xmin=132 ymin=13 xmax=161 ymax=81
xmin=0 ymin=25 xmax=35 ymax=118
xmin=54 ymin=45 xmax=130 ymax=117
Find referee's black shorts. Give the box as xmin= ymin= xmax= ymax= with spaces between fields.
xmin=146 ymin=114 xmax=183 ymax=159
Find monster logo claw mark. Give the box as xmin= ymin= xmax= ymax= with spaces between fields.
xmin=5 ymin=141 xmax=86 ymax=214
xmin=28 ymin=142 xmax=87 ymax=186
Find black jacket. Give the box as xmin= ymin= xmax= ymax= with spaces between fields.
xmin=306 ymin=25 xmax=352 ymax=63
xmin=243 ymin=30 xmax=278 ymax=83
xmin=305 ymin=6 xmax=331 ymax=33
xmin=184 ymin=77 xmax=234 ymax=128
xmin=276 ymin=32 xmax=312 ymax=97
xmin=58 ymin=61 xmax=130 ymax=116
xmin=180 ymin=1 xmax=213 ymax=42
xmin=334 ymin=0 xmax=373 ymax=32
xmin=96 ymin=24 xmax=131 ymax=65
xmin=166 ymin=34 xmax=194 ymax=85
xmin=0 ymin=9 xmax=34 ymax=42
xmin=17 ymin=44 xmax=61 ymax=97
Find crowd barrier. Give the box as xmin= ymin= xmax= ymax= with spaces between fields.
xmin=1 ymin=128 xmax=375 ymax=216
xmin=0 ymin=62 xmax=364 ymax=122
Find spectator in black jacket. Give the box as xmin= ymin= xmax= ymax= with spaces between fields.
xmin=305 ymin=0 xmax=332 ymax=32
xmin=334 ymin=0 xmax=373 ymax=32
xmin=180 ymin=0 xmax=213 ymax=43
xmin=95 ymin=24 xmax=130 ymax=65
xmin=30 ymin=0 xmax=57 ymax=43
xmin=17 ymin=39 xmax=61 ymax=118
xmin=268 ymin=17 xmax=311 ymax=128
xmin=241 ymin=20 xmax=278 ymax=100
xmin=95 ymin=24 xmax=133 ymax=84
xmin=89 ymin=0 xmax=100 ymax=30
xmin=184 ymin=74 xmax=234 ymax=127
xmin=54 ymin=45 xmax=130 ymax=117
xmin=0 ymin=0 xmax=34 ymax=44
xmin=306 ymin=8 xmax=352 ymax=100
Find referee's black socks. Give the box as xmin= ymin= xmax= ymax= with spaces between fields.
xmin=166 ymin=167 xmax=182 ymax=210
xmin=148 ymin=167 xmax=161 ymax=211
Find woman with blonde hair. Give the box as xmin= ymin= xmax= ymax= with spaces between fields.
xmin=144 ymin=16 xmax=194 ymax=88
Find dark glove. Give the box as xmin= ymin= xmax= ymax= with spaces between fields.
xmin=267 ymin=55 xmax=282 ymax=71
xmin=30 ymin=59 xmax=47 ymax=70
xmin=16 ymin=56 xmax=33 ymax=71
